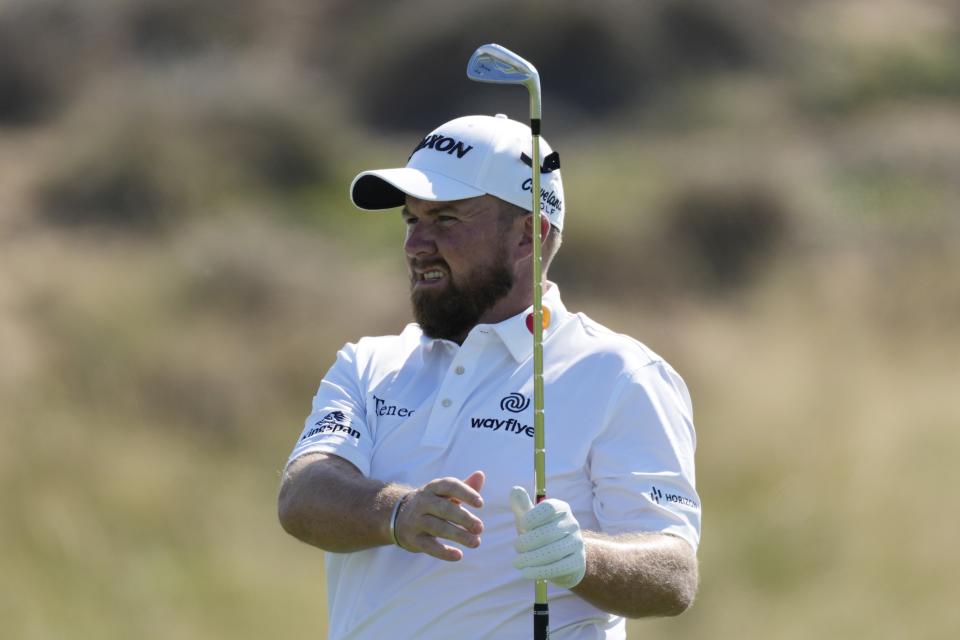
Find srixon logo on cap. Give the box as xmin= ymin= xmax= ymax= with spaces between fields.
xmin=409 ymin=133 xmax=474 ymax=160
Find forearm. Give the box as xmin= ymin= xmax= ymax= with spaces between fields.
xmin=277 ymin=453 xmax=409 ymax=552
xmin=571 ymin=531 xmax=698 ymax=618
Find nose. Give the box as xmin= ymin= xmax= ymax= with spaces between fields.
xmin=403 ymin=219 xmax=437 ymax=259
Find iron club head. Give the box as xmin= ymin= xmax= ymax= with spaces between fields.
xmin=467 ymin=43 xmax=541 ymax=118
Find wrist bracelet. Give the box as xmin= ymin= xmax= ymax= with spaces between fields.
xmin=388 ymin=492 xmax=411 ymax=548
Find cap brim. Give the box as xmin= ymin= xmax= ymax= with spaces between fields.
xmin=350 ymin=168 xmax=486 ymax=210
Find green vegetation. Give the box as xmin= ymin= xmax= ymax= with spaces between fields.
xmin=2 ymin=1 xmax=959 ymax=638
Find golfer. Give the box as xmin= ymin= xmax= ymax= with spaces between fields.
xmin=278 ymin=114 xmax=700 ymax=639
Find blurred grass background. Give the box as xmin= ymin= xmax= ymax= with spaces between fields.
xmin=2 ymin=0 xmax=959 ymax=638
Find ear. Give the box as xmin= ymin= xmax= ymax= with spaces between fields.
xmin=520 ymin=213 xmax=551 ymax=248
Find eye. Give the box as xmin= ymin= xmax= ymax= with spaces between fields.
xmin=437 ymin=215 xmax=458 ymax=226
xmin=402 ymin=216 xmax=417 ymax=226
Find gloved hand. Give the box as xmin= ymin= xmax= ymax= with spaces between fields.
xmin=509 ymin=486 xmax=586 ymax=589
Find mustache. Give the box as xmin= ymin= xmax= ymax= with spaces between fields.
xmin=408 ymin=258 xmax=450 ymax=272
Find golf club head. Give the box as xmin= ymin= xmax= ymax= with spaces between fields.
xmin=467 ymin=44 xmax=541 ymax=114
xmin=467 ymin=44 xmax=537 ymax=84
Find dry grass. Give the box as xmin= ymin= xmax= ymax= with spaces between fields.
xmin=578 ymin=251 xmax=960 ymax=639
xmin=4 ymin=218 xmax=958 ymax=639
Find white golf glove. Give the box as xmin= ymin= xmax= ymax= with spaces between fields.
xmin=509 ymin=486 xmax=586 ymax=589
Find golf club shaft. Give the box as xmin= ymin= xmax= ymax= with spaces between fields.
xmin=464 ymin=43 xmax=549 ymax=638
xmin=530 ymin=122 xmax=549 ymax=639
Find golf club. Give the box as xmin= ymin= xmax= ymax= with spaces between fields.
xmin=467 ymin=43 xmax=549 ymax=640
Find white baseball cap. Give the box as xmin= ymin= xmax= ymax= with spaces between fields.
xmin=350 ymin=114 xmax=565 ymax=230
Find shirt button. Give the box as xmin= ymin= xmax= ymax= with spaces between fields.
xmin=442 ymin=398 xmax=452 ymax=408
xmin=455 ymin=366 xmax=465 ymax=375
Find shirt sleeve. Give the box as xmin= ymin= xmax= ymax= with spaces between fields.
xmin=286 ymin=342 xmax=374 ymax=476
xmin=589 ymin=360 xmax=701 ymax=550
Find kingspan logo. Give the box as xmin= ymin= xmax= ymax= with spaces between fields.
xmin=301 ymin=410 xmax=361 ymax=442
xmin=409 ymin=133 xmax=474 ymax=160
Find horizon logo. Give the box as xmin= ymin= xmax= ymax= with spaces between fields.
xmin=301 ymin=410 xmax=361 ymax=441
xmin=650 ymin=485 xmax=699 ymax=509
xmin=410 ymin=133 xmax=474 ymax=160
xmin=500 ymin=392 xmax=530 ymax=413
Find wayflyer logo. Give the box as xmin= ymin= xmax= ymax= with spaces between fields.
xmin=470 ymin=416 xmax=533 ymax=438
xmin=470 ymin=393 xmax=533 ymax=438
xmin=499 ymin=393 xmax=530 ymax=413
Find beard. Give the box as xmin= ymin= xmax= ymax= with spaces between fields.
xmin=410 ymin=253 xmax=514 ymax=342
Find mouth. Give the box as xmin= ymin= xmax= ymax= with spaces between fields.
xmin=412 ymin=267 xmax=448 ymax=288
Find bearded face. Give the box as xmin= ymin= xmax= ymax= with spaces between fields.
xmin=410 ymin=250 xmax=513 ymax=341
xmin=402 ymin=195 xmax=527 ymax=342
xmin=409 ymin=245 xmax=514 ymax=341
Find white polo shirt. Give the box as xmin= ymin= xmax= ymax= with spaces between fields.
xmin=286 ymin=284 xmax=700 ymax=640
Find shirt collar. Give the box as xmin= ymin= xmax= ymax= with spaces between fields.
xmin=489 ymin=282 xmax=567 ymax=363
xmin=417 ymin=283 xmax=568 ymax=362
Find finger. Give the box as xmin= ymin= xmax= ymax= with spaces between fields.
xmin=398 ymin=497 xmax=483 ymax=544
xmin=427 ymin=476 xmax=484 ymax=509
xmin=514 ymin=518 xmax=576 ymax=553
xmin=509 ymin=486 xmax=534 ymax=529
xmin=425 ymin=497 xmax=484 ymax=534
xmin=463 ymin=470 xmax=485 ymax=496
xmin=448 ymin=471 xmax=486 ymax=508
xmin=513 ymin=534 xmax=581 ymax=569
xmin=422 ymin=514 xmax=482 ymax=549
xmin=415 ymin=534 xmax=464 ymax=562
xmin=520 ymin=498 xmax=569 ymax=531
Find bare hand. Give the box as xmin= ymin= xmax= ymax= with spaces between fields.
xmin=395 ymin=471 xmax=485 ymax=561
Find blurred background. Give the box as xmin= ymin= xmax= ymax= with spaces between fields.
xmin=2 ymin=0 xmax=959 ymax=638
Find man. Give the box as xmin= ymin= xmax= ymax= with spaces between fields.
xmin=278 ymin=114 xmax=700 ymax=639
